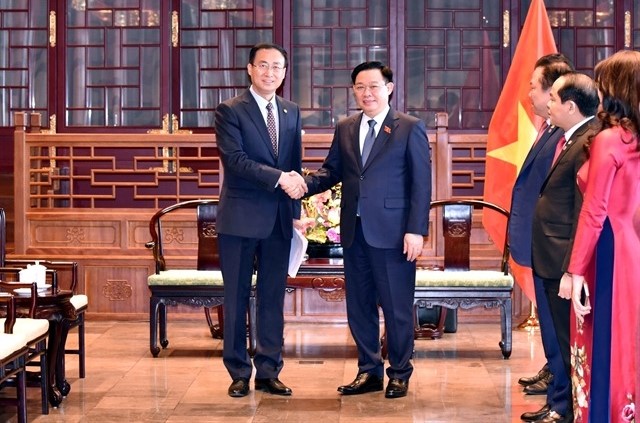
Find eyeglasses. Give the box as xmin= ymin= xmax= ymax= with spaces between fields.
xmin=252 ymin=63 xmax=285 ymax=74
xmin=353 ymin=83 xmax=388 ymax=94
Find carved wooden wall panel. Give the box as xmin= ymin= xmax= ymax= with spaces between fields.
xmin=84 ymin=263 xmax=149 ymax=315
xmin=32 ymin=221 xmax=118 ymax=247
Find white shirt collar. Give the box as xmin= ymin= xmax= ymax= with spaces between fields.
xmin=249 ymin=85 xmax=276 ymax=110
xmin=361 ymin=105 xmax=390 ymax=134
xmin=564 ymin=116 xmax=594 ymax=141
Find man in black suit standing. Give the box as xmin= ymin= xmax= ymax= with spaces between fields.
xmin=215 ymin=43 xmax=307 ymax=398
xmin=510 ymin=54 xmax=573 ymax=402
xmin=303 ymin=61 xmax=431 ymax=399
xmin=524 ymin=72 xmax=599 ymax=422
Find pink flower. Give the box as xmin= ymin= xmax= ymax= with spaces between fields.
xmin=621 ymin=400 xmax=635 ymax=422
xmin=326 ymin=227 xmax=341 ymax=243
xmin=298 ymin=217 xmax=317 ymax=231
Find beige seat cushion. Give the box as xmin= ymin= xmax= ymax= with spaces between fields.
xmin=70 ymin=294 xmax=88 ymax=311
xmin=0 ymin=333 xmax=28 ymax=359
xmin=415 ymin=270 xmax=514 ymax=288
xmin=0 ymin=318 xmax=50 ymax=343
xmin=148 ymin=270 xmax=257 ymax=286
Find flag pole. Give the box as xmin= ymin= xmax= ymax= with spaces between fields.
xmin=517 ymin=302 xmax=539 ymax=330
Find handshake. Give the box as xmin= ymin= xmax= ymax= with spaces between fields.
xmin=278 ymin=171 xmax=308 ymax=200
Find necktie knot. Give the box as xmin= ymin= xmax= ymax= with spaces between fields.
xmin=533 ymin=121 xmax=550 ymax=146
xmin=266 ymin=102 xmax=273 ymax=111
xmin=368 ymin=119 xmax=376 ymax=129
xmin=552 ymin=135 xmax=567 ymax=164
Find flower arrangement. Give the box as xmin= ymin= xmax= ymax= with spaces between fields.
xmin=299 ymin=182 xmax=341 ymax=244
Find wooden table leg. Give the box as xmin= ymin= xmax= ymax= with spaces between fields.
xmin=46 ymin=318 xmax=65 ymax=407
xmin=57 ymin=319 xmax=72 ymax=396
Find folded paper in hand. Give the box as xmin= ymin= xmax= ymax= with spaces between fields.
xmin=288 ymin=229 xmax=308 ymax=277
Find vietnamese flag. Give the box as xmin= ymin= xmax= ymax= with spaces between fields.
xmin=482 ymin=0 xmax=557 ymax=303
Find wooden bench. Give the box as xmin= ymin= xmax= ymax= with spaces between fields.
xmin=146 ymin=199 xmax=256 ymax=357
xmin=413 ymin=199 xmax=513 ymax=359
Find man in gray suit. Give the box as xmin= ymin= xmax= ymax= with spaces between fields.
xmin=215 ymin=42 xmax=307 ymax=398
xmin=525 ymin=72 xmax=599 ymax=422
xmin=303 ymin=61 xmax=431 ymax=399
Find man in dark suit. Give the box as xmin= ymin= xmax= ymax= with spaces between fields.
xmin=525 ymin=72 xmax=599 ymax=422
xmin=303 ymin=61 xmax=431 ymax=399
xmin=510 ymin=55 xmax=574 ymax=403
xmin=215 ymin=43 xmax=307 ymax=398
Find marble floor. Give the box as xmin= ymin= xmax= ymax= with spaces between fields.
xmin=1 ymin=319 xmax=549 ymax=422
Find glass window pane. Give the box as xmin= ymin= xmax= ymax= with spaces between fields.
xmin=65 ymin=0 xmax=162 ymax=128
xmin=0 ymin=3 xmax=47 ymax=127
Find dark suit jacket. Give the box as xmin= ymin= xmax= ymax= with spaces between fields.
xmin=306 ymin=109 xmax=431 ymax=249
xmin=509 ymin=125 xmax=563 ymax=266
xmin=532 ymin=120 xmax=594 ymax=279
xmin=215 ymin=89 xmax=302 ymax=240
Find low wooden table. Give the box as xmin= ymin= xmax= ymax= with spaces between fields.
xmin=288 ymin=258 xmax=345 ymax=290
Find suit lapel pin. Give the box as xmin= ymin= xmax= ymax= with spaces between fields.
xmin=283 ymin=108 xmax=287 ymax=114
xmin=384 ymin=125 xmax=391 ymax=134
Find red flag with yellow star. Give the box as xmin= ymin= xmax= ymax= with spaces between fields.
xmin=482 ymin=0 xmax=556 ymax=303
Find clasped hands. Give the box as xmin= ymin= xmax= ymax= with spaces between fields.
xmin=279 ymin=171 xmax=308 ymax=199
xmin=558 ymin=272 xmax=591 ymax=324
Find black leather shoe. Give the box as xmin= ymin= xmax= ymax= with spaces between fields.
xmin=385 ymin=378 xmax=409 ymax=398
xmin=255 ymin=378 xmax=292 ymax=396
xmin=518 ymin=364 xmax=550 ymax=386
xmin=338 ymin=373 xmax=383 ymax=395
xmin=524 ymin=373 xmax=552 ymax=395
xmin=539 ymin=411 xmax=570 ymax=422
xmin=520 ymin=404 xmax=551 ymax=421
xmin=228 ymin=378 xmax=249 ymax=397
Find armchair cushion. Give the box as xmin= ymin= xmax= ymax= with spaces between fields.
xmin=0 ymin=333 xmax=27 ymax=358
xmin=0 ymin=318 xmax=49 ymax=343
xmin=148 ymin=270 xmax=256 ymax=286
xmin=70 ymin=294 xmax=88 ymax=311
xmin=415 ymin=270 xmax=514 ymax=288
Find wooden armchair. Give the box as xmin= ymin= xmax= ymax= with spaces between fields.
xmin=0 ymin=293 xmax=29 ymax=423
xmin=413 ymin=199 xmax=513 ymax=358
xmin=0 ymin=208 xmax=85 ymax=379
xmin=0 ymin=281 xmax=50 ymax=415
xmin=146 ymin=199 xmax=256 ymax=357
